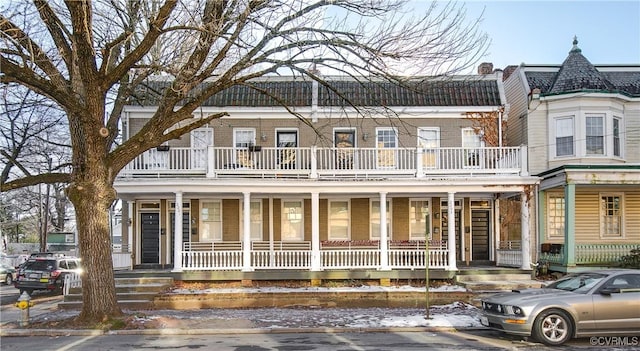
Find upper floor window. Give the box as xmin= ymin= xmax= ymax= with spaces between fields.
xmin=555 ymin=117 xmax=574 ymax=157
xmin=376 ymin=128 xmax=397 ymax=169
xmin=600 ymin=194 xmax=623 ymax=238
xmin=418 ymin=128 xmax=440 ymax=169
xmin=586 ymin=115 xmax=604 ymax=155
xmin=462 ymin=128 xmax=483 ymax=167
xmin=613 ymin=118 xmax=621 ymax=157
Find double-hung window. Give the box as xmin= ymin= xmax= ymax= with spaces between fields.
xmin=240 ymin=200 xmax=263 ymax=241
xmin=613 ymin=118 xmax=621 ymax=157
xmin=328 ymin=200 xmax=350 ymax=240
xmin=555 ymin=117 xmax=574 ymax=157
xmin=586 ymin=115 xmax=604 ymax=155
xmin=547 ymin=195 xmax=565 ymax=238
xmin=410 ymin=199 xmax=430 ymax=240
xmin=200 ymin=201 xmax=222 ymax=241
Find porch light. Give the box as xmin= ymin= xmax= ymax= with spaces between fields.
xmin=362 ymin=132 xmax=369 ymax=141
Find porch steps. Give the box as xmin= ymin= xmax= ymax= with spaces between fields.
xmin=455 ymin=269 xmax=544 ymax=293
xmin=58 ymin=277 xmax=173 ymax=310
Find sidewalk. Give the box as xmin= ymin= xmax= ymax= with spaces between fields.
xmin=1 ymin=300 xmax=484 ymax=336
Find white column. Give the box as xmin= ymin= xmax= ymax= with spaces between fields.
xmin=311 ymin=192 xmax=321 ymax=271
xmin=520 ymin=192 xmax=532 ymax=270
xmin=447 ymin=192 xmax=457 ymax=271
xmin=127 ymin=200 xmax=135 ymax=268
xmin=379 ymin=192 xmax=390 ymax=270
xmin=172 ymin=192 xmax=183 ymax=272
xmin=242 ymin=192 xmax=253 ymax=271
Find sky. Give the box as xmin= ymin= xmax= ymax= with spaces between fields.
xmin=453 ymin=0 xmax=640 ymax=70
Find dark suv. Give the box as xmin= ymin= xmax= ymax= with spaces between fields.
xmin=14 ymin=255 xmax=82 ymax=295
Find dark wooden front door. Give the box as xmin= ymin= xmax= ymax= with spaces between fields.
xmin=140 ymin=212 xmax=160 ymax=264
xmin=471 ymin=209 xmax=490 ymax=261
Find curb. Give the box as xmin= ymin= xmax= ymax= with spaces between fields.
xmin=0 ymin=326 xmax=488 ymax=337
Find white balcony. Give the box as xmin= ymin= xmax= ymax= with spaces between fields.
xmin=120 ymin=146 xmax=527 ymax=179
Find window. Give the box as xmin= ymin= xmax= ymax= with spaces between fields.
xmin=277 ymin=130 xmax=298 ymax=169
xmin=201 ymin=201 xmax=222 ymax=241
xmin=234 ymin=128 xmax=256 ymax=168
xmin=376 ymin=128 xmax=397 ymax=168
xmin=418 ymin=128 xmax=440 ymax=169
xmin=547 ymin=195 xmax=565 ymax=238
xmin=600 ymin=194 xmax=622 ymax=237
xmin=191 ymin=127 xmax=213 ymax=169
xmin=328 ymin=200 xmax=350 ymax=240
xmin=586 ymin=115 xmax=604 ymax=155
xmin=240 ymin=200 xmax=263 ymax=241
xmin=282 ymin=200 xmax=304 ymax=241
xmin=410 ymin=199 xmax=430 ymax=240
xmin=462 ymin=128 xmax=482 ymax=167
xmin=613 ymin=118 xmax=621 ymax=157
xmin=370 ymin=200 xmax=391 ymax=240
xmin=555 ymin=117 xmax=574 ymax=157
xmin=334 ymin=129 xmax=355 ymax=170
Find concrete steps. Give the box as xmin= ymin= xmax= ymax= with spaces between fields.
xmin=59 ymin=277 xmax=173 ymax=310
xmin=455 ymin=271 xmax=544 ymax=293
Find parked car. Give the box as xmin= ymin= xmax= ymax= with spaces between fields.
xmin=14 ymin=255 xmax=82 ymax=295
xmin=0 ymin=263 xmax=16 ymax=285
xmin=480 ymin=269 xmax=640 ymax=346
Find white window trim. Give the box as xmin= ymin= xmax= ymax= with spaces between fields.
xmin=599 ymin=193 xmax=624 ymax=239
xmin=612 ymin=116 xmax=623 ymax=158
xmin=409 ymin=198 xmax=431 ymax=240
xmin=328 ymin=199 xmax=351 ymax=240
xmin=281 ymin=199 xmax=304 ymax=241
xmin=550 ymin=115 xmax=575 ymax=159
xmin=546 ymin=194 xmax=565 ymax=239
xmin=333 ymin=127 xmax=357 ymax=147
xmin=199 ymin=199 xmax=223 ymax=242
xmin=585 ymin=114 xmax=605 ymax=156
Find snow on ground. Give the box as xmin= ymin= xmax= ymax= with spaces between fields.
xmin=169 ymin=284 xmax=468 ymax=294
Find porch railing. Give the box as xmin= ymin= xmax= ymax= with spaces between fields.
xmin=120 ymin=146 xmax=526 ymax=178
xmin=496 ymin=240 xmax=522 ymax=267
xmin=179 ymin=240 xmax=449 ymax=271
xmin=539 ymin=243 xmax=639 ymax=266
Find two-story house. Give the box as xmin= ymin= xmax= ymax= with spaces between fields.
xmin=113 ymin=69 xmax=539 ymax=283
xmin=503 ymin=38 xmax=640 ymax=273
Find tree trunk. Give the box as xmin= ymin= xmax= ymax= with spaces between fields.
xmin=67 ymin=175 xmax=122 ymax=322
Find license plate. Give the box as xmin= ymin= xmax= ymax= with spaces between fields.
xmin=29 ymin=273 xmax=40 ymax=279
xmin=480 ymin=316 xmax=489 ymax=326
xmin=39 ymin=278 xmax=49 ymax=283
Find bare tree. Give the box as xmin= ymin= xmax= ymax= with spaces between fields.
xmin=1 ymin=0 xmax=488 ymax=323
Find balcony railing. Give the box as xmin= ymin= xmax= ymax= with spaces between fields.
xmin=120 ymin=146 xmax=526 ymax=178
xmin=539 ymin=243 xmax=639 ymax=267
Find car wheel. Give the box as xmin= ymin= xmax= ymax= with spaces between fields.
xmin=5 ymin=274 xmax=12 ymax=285
xmin=532 ymin=309 xmax=573 ymax=346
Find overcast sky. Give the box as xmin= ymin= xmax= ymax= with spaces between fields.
xmin=455 ymin=0 xmax=640 ymax=70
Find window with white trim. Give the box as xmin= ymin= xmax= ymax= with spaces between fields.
xmin=370 ymin=200 xmax=391 ymax=240
xmin=600 ymin=194 xmax=622 ymax=238
xmin=328 ymin=200 xmax=350 ymax=240
xmin=281 ymin=200 xmax=304 ymax=241
xmin=200 ymin=201 xmax=222 ymax=241
xmin=586 ymin=115 xmax=604 ymax=155
xmin=376 ymin=128 xmax=397 ymax=168
xmin=555 ymin=117 xmax=574 ymax=157
xmin=410 ymin=199 xmax=430 ymax=240
xmin=418 ymin=128 xmax=440 ymax=169
xmin=240 ymin=200 xmax=263 ymax=241
xmin=462 ymin=128 xmax=483 ymax=167
xmin=613 ymin=118 xmax=621 ymax=157
xmin=547 ymin=195 xmax=565 ymax=238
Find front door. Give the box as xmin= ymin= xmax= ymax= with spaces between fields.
xmin=471 ymin=210 xmax=490 ymax=261
xmin=140 ymin=212 xmax=160 ymax=264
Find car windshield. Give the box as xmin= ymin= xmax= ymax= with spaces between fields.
xmin=22 ymin=260 xmax=55 ymax=271
xmin=546 ymin=272 xmax=607 ymax=293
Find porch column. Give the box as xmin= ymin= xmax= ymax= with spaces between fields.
xmin=127 ymin=200 xmax=134 ymax=267
xmin=379 ymin=192 xmax=390 ymax=270
xmin=242 ymin=192 xmax=253 ymax=271
xmin=311 ymin=192 xmax=321 ymax=271
xmin=172 ymin=192 xmax=183 ymax=272
xmin=447 ymin=192 xmax=457 ymax=271
xmin=520 ymin=191 xmax=532 ymax=270
xmin=563 ymin=184 xmax=576 ymax=267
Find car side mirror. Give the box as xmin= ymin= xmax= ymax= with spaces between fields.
xmin=599 ymin=287 xmax=620 ymax=295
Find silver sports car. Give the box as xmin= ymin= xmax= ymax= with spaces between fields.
xmin=480 ymin=269 xmax=640 ymax=345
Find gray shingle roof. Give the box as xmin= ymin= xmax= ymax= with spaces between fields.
xmin=523 ymin=38 xmax=640 ymax=97
xmin=130 ymin=77 xmax=502 ymax=108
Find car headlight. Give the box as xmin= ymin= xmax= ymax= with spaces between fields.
xmin=505 ymin=305 xmax=525 ymax=317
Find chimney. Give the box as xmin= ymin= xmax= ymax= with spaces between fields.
xmin=478 ymin=62 xmax=494 ymax=75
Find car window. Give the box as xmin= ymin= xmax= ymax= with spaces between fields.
xmin=547 ymin=273 xmax=606 ymax=293
xmin=58 ymin=261 xmax=68 ymax=269
xmin=23 ymin=260 xmax=55 ymax=271
xmin=67 ymin=260 xmax=78 ymax=269
xmin=602 ymin=274 xmax=640 ymax=290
